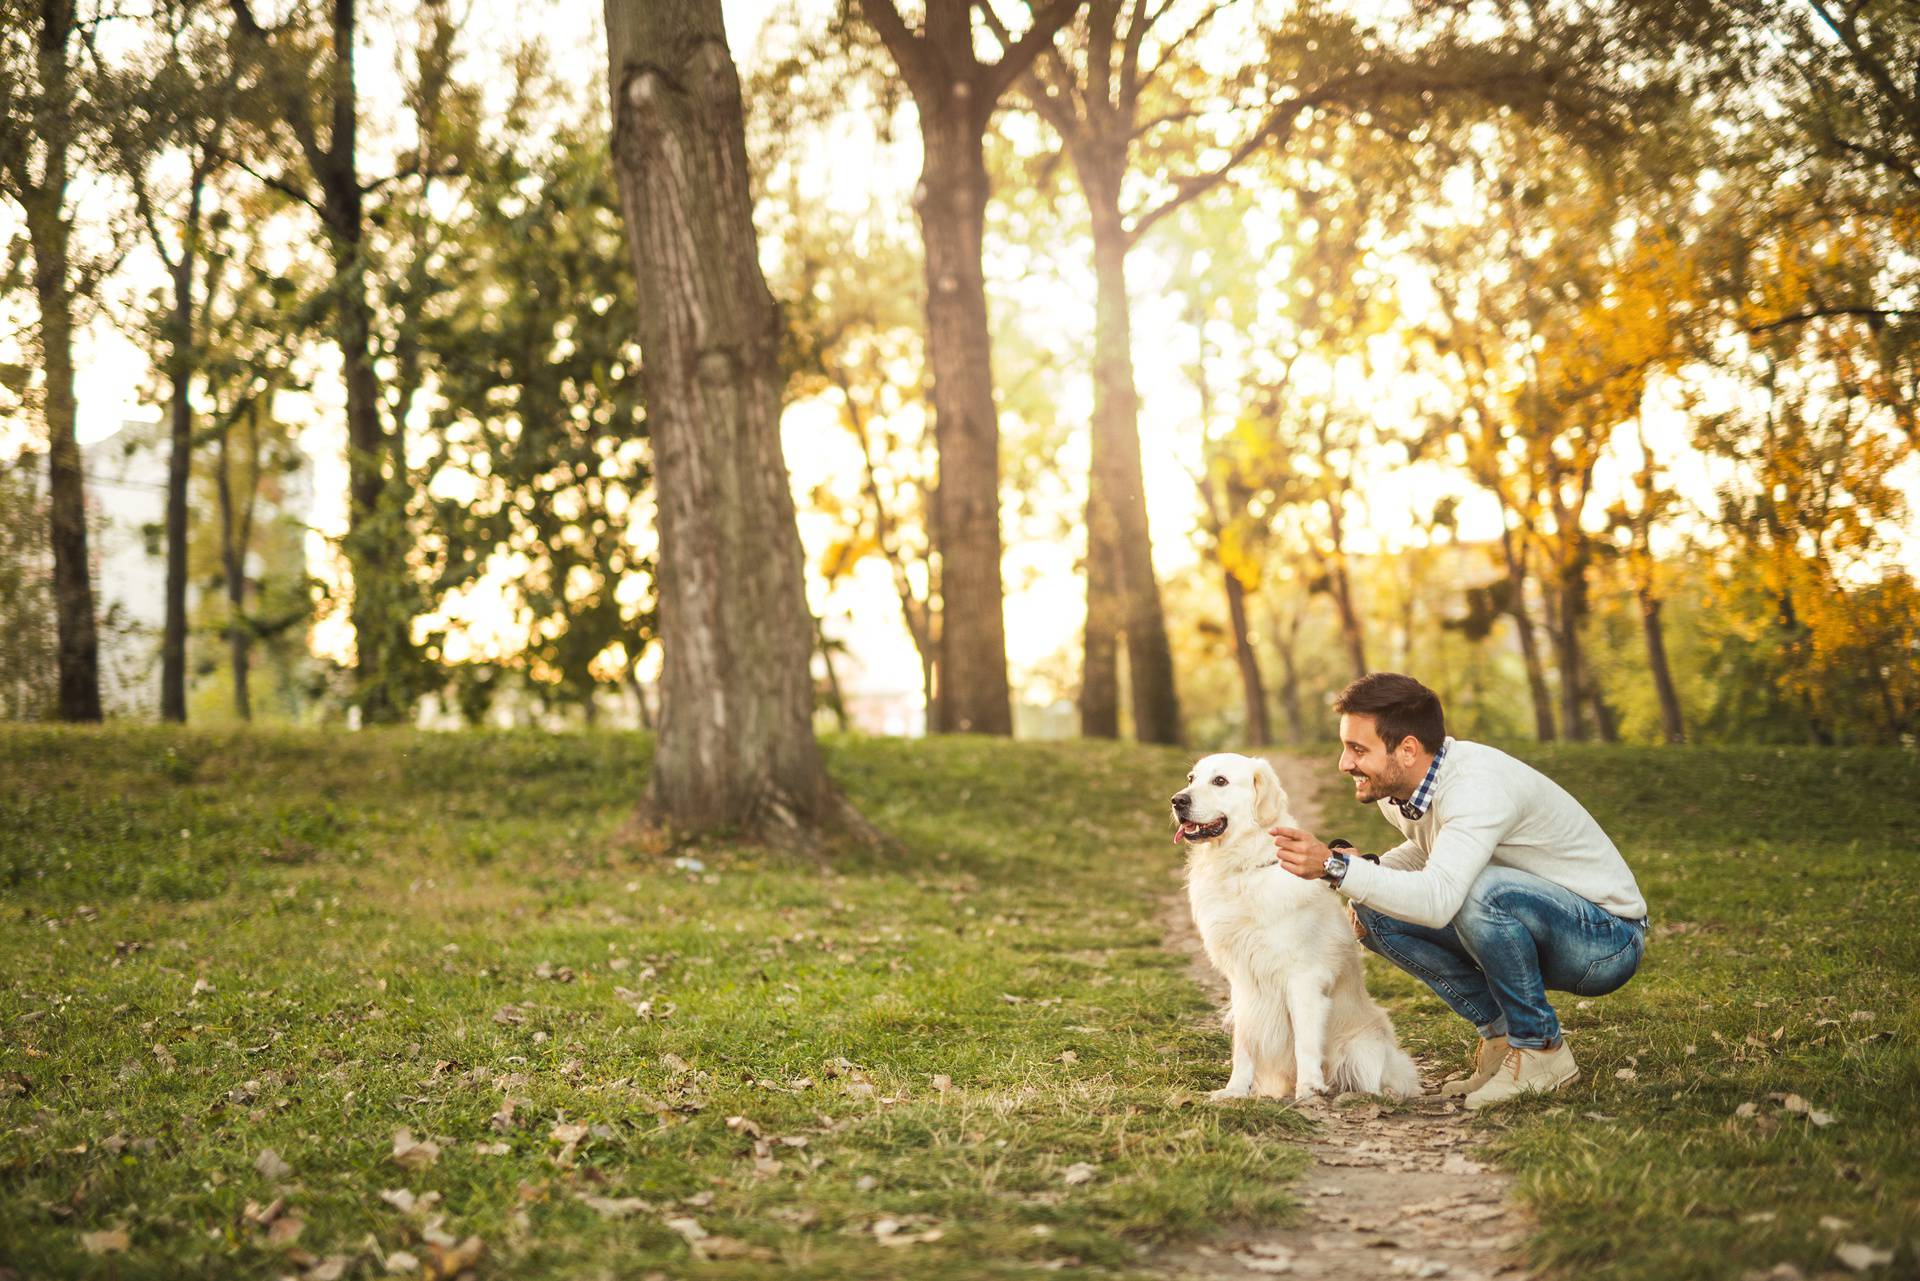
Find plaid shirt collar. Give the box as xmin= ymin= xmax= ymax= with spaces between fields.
xmin=1393 ymin=739 xmax=1450 ymax=821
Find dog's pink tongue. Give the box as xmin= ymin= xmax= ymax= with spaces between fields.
xmin=1172 ymin=824 xmax=1190 ymax=845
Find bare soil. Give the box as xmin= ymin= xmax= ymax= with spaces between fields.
xmin=1155 ymin=753 xmax=1533 ymax=1281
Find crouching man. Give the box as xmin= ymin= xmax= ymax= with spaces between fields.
xmin=1270 ymin=672 xmax=1649 ymax=1109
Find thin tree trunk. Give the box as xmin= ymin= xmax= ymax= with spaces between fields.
xmin=1638 ymin=588 xmax=1684 ymax=744
xmin=916 ymin=104 xmax=1012 ymax=734
xmin=160 ymin=264 xmax=193 ymax=722
xmin=1497 ymin=519 xmax=1555 ymax=741
xmin=1264 ymin=599 xmax=1306 ymax=744
xmin=26 ymin=1 xmax=100 ymax=723
xmin=1222 ymin=568 xmax=1270 ymax=745
xmin=1552 ymin=546 xmax=1589 ymax=742
xmin=815 ymin=616 xmax=850 ymax=734
xmin=1080 ymin=530 xmax=1122 ymax=737
xmin=605 ymin=0 xmax=857 ymax=841
xmin=1084 ymin=162 xmax=1179 ymax=743
xmin=214 ymin=415 xmax=250 ymax=719
xmin=1323 ymin=494 xmax=1368 ymax=679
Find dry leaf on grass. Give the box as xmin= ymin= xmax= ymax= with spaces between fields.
xmin=266 ymin=1216 xmax=305 ymax=1246
xmin=548 ymin=1122 xmax=589 ymax=1145
xmin=80 ymin=1229 xmax=129 ymax=1254
xmin=253 ymin=1147 xmax=292 ymax=1180
xmin=575 ymin=1194 xmax=651 ymax=1218
xmin=384 ymin=1249 xmax=420 ymax=1274
xmin=695 ymin=1236 xmax=777 ymax=1261
xmin=663 ymin=1216 xmax=708 ymax=1243
xmin=1061 ymin=1162 xmax=1098 ymax=1187
xmin=421 ymin=1235 xmax=483 ymax=1280
xmin=391 ymin=1129 xmax=441 ymax=1170
xmin=931 ymin=1074 xmax=952 ymax=1093
xmin=1834 ymin=1243 xmax=1893 ymax=1272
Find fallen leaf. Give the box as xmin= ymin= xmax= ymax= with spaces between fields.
xmin=422 ymin=1235 xmax=483 ymax=1280
xmin=931 ymin=1074 xmax=952 ymax=1093
xmin=1809 ymin=1110 xmax=1837 ymax=1127
xmin=548 ymin=1123 xmax=589 ymax=1145
xmin=81 ymin=1229 xmax=130 ymax=1254
xmin=1734 ymin=1102 xmax=1759 ymax=1118
xmin=575 ymin=1194 xmax=650 ymax=1218
xmin=267 ymin=1216 xmax=305 ymax=1247
xmin=1614 ymin=1068 xmax=1637 ymax=1081
xmin=1780 ymin=1094 xmax=1810 ymax=1115
xmin=379 ymin=1189 xmax=419 ymax=1214
xmin=664 ymin=1216 xmax=708 ymax=1243
xmin=384 ymin=1249 xmax=420 ymax=1274
xmin=305 ymin=1256 xmax=348 ymax=1281
xmin=1834 ymin=1243 xmax=1893 ymax=1272
xmin=1061 ymin=1162 xmax=1098 ymax=1186
xmin=254 ymin=1148 xmax=292 ymax=1180
xmin=1057 ymin=1050 xmax=1078 ymax=1064
xmin=391 ymin=1129 xmax=441 ymax=1170
xmin=471 ymin=1141 xmax=510 ymax=1156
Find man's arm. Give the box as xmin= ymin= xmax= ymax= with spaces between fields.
xmin=1335 ymin=795 xmax=1516 ymax=928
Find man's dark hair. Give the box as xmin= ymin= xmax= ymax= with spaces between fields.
xmin=1333 ymin=672 xmax=1445 ymax=754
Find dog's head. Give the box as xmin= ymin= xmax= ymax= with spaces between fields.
xmin=1170 ymin=753 xmax=1289 ymax=846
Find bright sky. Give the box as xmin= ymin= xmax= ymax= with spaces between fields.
xmin=13 ymin=0 xmax=1917 ymax=707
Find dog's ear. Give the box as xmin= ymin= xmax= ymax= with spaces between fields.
xmin=1251 ymin=758 xmax=1287 ymax=828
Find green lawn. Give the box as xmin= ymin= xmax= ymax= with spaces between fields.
xmin=1 ymin=729 xmax=1306 ymax=1280
xmin=2 ymin=729 xmax=1915 ymax=1280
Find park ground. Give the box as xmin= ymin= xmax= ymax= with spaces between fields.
xmin=1 ymin=728 xmax=1917 ymax=1280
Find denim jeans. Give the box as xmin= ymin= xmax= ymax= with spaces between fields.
xmin=1353 ymin=865 xmax=1647 ymax=1049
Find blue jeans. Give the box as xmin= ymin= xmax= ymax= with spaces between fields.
xmin=1353 ymin=866 xmax=1647 ymax=1049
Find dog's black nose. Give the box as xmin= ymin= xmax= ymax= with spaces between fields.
xmin=1171 ymin=792 xmax=1191 ymax=815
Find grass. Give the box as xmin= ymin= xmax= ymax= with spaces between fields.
xmin=1 ymin=728 xmax=1308 ymax=1280
xmin=2 ymin=730 xmax=1916 ymax=1279
xmin=1322 ymin=741 xmax=1920 ymax=1281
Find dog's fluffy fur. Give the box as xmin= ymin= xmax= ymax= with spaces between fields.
xmin=1174 ymin=753 xmax=1421 ymax=1100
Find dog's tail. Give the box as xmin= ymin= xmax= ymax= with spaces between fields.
xmin=1333 ymin=1025 xmax=1423 ymax=1099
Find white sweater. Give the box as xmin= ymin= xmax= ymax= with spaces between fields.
xmin=1338 ymin=738 xmax=1647 ymax=928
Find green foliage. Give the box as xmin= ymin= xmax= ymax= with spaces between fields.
xmin=415 ymin=101 xmax=652 ymax=717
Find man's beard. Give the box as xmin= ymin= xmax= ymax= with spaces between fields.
xmin=1350 ymin=765 xmax=1407 ymax=805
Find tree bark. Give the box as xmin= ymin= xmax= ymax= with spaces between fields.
xmin=1085 ymin=173 xmax=1180 ymax=743
xmin=161 ymin=258 xmax=194 ymax=722
xmin=214 ymin=417 xmax=251 ymax=720
xmin=1550 ymin=551 xmax=1589 ymax=742
xmin=1323 ymin=493 xmax=1368 ymax=679
xmin=1266 ymin=601 xmax=1306 ymax=745
xmin=1496 ymin=518 xmax=1555 ymax=740
xmin=24 ymin=0 xmax=100 ymax=723
xmin=915 ymin=99 xmax=1013 ymax=734
xmin=605 ymin=0 xmax=853 ymax=840
xmin=1222 ymin=567 xmax=1271 ymax=745
xmin=1637 ymin=587 xmax=1684 ymax=743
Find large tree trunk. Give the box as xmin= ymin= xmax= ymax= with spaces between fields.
xmin=319 ymin=0 xmax=408 ymax=725
xmin=1084 ymin=172 xmax=1179 ymax=743
xmin=605 ymin=0 xmax=852 ymax=839
xmin=1080 ymin=527 xmax=1122 ymax=737
xmin=915 ymin=104 xmax=1013 ymax=735
xmin=161 ymin=261 xmax=193 ymax=722
xmin=24 ymin=1 xmax=100 ymax=723
xmin=1637 ymin=587 xmax=1684 ymax=744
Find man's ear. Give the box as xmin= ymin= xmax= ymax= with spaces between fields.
xmin=1251 ymin=758 xmax=1287 ymax=828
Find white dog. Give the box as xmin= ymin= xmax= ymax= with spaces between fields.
xmin=1173 ymin=753 xmax=1422 ymax=1101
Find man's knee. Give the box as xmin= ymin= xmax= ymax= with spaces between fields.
xmin=1451 ymin=868 xmax=1525 ymax=944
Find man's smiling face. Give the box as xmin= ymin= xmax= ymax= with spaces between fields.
xmin=1338 ymin=713 xmax=1420 ymax=804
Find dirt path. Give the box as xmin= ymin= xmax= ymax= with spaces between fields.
xmin=1155 ymin=753 xmax=1532 ymax=1281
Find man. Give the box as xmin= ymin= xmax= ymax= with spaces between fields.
xmin=1269 ymin=672 xmax=1648 ymax=1109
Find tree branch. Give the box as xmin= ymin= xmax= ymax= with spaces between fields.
xmin=985 ymin=0 xmax=1084 ymax=102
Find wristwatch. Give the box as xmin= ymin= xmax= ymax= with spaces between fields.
xmin=1322 ymin=841 xmax=1353 ymax=886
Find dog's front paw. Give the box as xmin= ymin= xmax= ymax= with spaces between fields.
xmin=1292 ymin=1081 xmax=1330 ymax=1103
xmin=1208 ymin=1085 xmax=1253 ymax=1103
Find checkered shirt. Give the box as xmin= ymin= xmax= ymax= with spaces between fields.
xmin=1393 ymin=740 xmax=1449 ymax=821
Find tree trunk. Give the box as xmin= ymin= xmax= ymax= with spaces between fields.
xmin=25 ymin=2 xmax=100 ymax=723
xmin=1637 ymin=587 xmax=1684 ymax=744
xmin=1552 ymin=549 xmax=1589 ymax=742
xmin=1269 ymin=603 xmax=1306 ymax=744
xmin=1222 ymin=568 xmax=1271 ymax=745
xmin=214 ymin=416 xmax=253 ymax=720
xmin=161 ymin=260 xmax=193 ymax=722
xmin=915 ymin=102 xmax=1013 ymax=734
xmin=1324 ymin=495 xmax=1368 ymax=679
xmin=605 ymin=0 xmax=853 ymax=840
xmin=1080 ymin=528 xmax=1122 ymax=737
xmin=1497 ymin=520 xmax=1555 ymax=740
xmin=1082 ymin=163 xmax=1179 ymax=743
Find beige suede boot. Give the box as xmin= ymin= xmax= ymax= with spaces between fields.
xmin=1464 ymin=1040 xmax=1581 ymax=1110
xmin=1440 ymin=1035 xmax=1510 ymax=1098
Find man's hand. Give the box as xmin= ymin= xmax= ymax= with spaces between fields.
xmin=1269 ymin=826 xmax=1330 ymax=880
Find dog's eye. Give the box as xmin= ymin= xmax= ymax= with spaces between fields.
xmin=1212 ymin=776 xmax=1228 ymax=787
